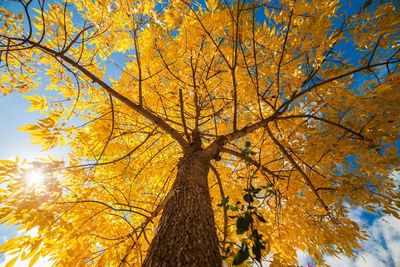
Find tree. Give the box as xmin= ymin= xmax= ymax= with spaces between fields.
xmin=0 ymin=0 xmax=399 ymax=266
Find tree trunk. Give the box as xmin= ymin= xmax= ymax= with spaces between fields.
xmin=143 ymin=151 xmax=221 ymax=267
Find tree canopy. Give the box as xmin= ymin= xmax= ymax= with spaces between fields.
xmin=0 ymin=0 xmax=399 ymax=266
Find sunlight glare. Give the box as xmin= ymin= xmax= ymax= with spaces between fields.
xmin=26 ymin=169 xmax=45 ymax=186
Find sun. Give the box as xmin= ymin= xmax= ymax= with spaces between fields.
xmin=26 ymin=169 xmax=45 ymax=186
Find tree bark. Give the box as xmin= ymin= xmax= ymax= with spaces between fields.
xmin=143 ymin=151 xmax=221 ymax=267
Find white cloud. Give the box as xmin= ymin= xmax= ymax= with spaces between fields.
xmin=297 ymin=250 xmax=314 ymax=266
xmin=324 ymin=214 xmax=400 ymax=267
xmin=298 ymin=171 xmax=400 ymax=267
xmin=296 ymin=205 xmax=400 ymax=267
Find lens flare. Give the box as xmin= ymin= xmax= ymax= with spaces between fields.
xmin=26 ymin=169 xmax=45 ymax=186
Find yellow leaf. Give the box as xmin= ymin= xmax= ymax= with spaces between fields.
xmin=4 ymin=256 xmax=18 ymax=267
xmin=29 ymin=253 xmax=40 ymax=267
xmin=23 ymin=94 xmax=48 ymax=113
xmin=206 ymin=0 xmax=218 ymax=12
xmin=18 ymin=124 xmax=40 ymax=132
xmin=0 ymin=73 xmax=11 ymax=83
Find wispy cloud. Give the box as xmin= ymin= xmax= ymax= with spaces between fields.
xmin=324 ymin=214 xmax=400 ymax=267
xmin=297 ymin=171 xmax=400 ymax=267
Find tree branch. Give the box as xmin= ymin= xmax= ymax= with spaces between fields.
xmin=265 ymin=125 xmax=333 ymax=219
xmin=220 ymin=148 xmax=278 ymax=183
xmin=278 ymin=60 xmax=399 ymax=113
xmin=25 ymin=40 xmax=188 ymax=149
xmin=179 ymin=88 xmax=191 ymax=141
xmin=275 ymin=3 xmax=295 ymax=108
xmin=276 ymin=114 xmax=371 ymax=141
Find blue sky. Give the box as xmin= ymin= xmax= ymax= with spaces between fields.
xmin=0 ymin=91 xmax=68 ymax=267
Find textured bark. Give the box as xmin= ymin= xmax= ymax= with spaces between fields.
xmin=143 ymin=151 xmax=221 ymax=267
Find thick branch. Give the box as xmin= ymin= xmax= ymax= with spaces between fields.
xmin=205 ymin=58 xmax=399 ymax=157
xmin=179 ymin=88 xmax=191 ymax=141
xmin=26 ymin=40 xmax=188 ymax=148
xmin=278 ymin=60 xmax=399 ymax=113
xmin=205 ymin=112 xmax=280 ymax=157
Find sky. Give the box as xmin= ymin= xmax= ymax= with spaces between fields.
xmin=0 ymin=0 xmax=399 ymax=266
xmin=0 ymin=91 xmax=67 ymax=267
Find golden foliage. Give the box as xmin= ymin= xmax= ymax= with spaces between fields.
xmin=0 ymin=0 xmax=399 ymax=266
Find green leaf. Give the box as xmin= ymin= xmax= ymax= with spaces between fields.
xmin=229 ymin=205 xmax=238 ymax=211
xmin=233 ymin=243 xmax=249 ymax=265
xmin=252 ymin=244 xmax=262 ymax=262
xmin=255 ymin=213 xmax=267 ymax=223
xmin=236 ymin=213 xmax=252 ymax=234
xmin=243 ymin=193 xmax=254 ymax=203
xmin=245 ymin=186 xmax=261 ymax=194
xmin=253 ymin=187 xmax=262 ymax=194
xmin=217 ymin=196 xmax=229 ymax=207
xmin=236 ymin=217 xmax=249 ymax=234
xmin=245 ymin=141 xmax=251 ymax=147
